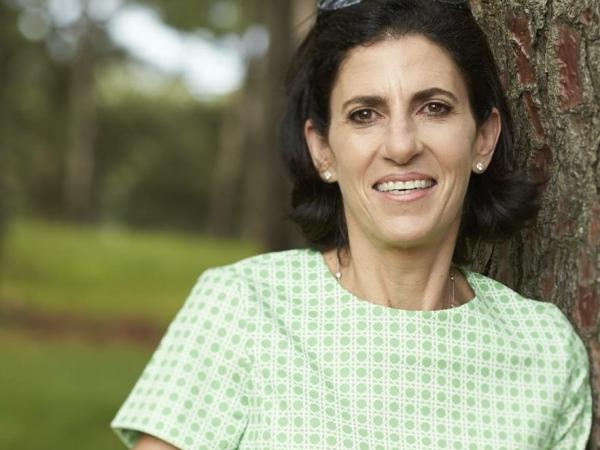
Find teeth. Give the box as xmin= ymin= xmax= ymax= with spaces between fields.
xmin=375 ymin=179 xmax=434 ymax=192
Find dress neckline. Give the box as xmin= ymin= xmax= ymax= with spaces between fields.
xmin=308 ymin=247 xmax=482 ymax=316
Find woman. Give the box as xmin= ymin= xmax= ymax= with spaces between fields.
xmin=111 ymin=0 xmax=593 ymax=448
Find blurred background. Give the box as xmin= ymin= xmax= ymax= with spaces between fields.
xmin=0 ymin=0 xmax=313 ymax=448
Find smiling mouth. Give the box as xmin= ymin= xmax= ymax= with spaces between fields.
xmin=373 ymin=179 xmax=436 ymax=194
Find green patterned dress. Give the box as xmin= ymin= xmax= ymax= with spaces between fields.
xmin=111 ymin=248 xmax=592 ymax=449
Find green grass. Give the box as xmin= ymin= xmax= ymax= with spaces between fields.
xmin=0 ymin=329 xmax=152 ymax=450
xmin=0 ymin=220 xmax=259 ymax=323
xmin=0 ymin=221 xmax=260 ymax=449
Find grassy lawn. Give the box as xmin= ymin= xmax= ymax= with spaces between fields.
xmin=0 ymin=220 xmax=259 ymax=324
xmin=0 ymin=221 xmax=260 ymax=449
xmin=0 ymin=329 xmax=152 ymax=450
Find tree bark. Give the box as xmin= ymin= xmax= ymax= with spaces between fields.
xmin=471 ymin=0 xmax=600 ymax=446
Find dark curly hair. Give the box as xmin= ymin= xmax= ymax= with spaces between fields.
xmin=280 ymin=0 xmax=542 ymax=263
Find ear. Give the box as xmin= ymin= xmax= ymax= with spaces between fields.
xmin=472 ymin=107 xmax=501 ymax=173
xmin=304 ymin=119 xmax=337 ymax=182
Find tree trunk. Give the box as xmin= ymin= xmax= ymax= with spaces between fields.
xmin=241 ymin=0 xmax=295 ymax=249
xmin=471 ymin=0 xmax=599 ymax=446
xmin=0 ymin=11 xmax=10 ymax=257
xmin=240 ymin=0 xmax=315 ymax=249
xmin=207 ymin=94 xmax=246 ymax=236
xmin=240 ymin=0 xmax=268 ymax=242
xmin=64 ymin=16 xmax=97 ymax=223
xmin=257 ymin=0 xmax=294 ymax=250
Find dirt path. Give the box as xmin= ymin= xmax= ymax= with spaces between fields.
xmin=0 ymin=299 xmax=164 ymax=348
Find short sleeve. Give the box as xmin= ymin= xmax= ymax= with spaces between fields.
xmin=546 ymin=306 xmax=593 ymax=449
xmin=110 ymin=267 xmax=254 ymax=450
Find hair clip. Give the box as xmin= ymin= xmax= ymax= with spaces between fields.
xmin=317 ymin=0 xmax=470 ymax=12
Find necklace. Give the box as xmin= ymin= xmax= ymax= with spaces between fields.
xmin=448 ymin=272 xmax=456 ymax=308
xmin=334 ymin=250 xmax=457 ymax=309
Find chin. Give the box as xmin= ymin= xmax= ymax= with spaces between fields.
xmin=375 ymin=222 xmax=451 ymax=250
xmin=378 ymin=231 xmax=436 ymax=249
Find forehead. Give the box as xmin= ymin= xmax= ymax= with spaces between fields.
xmin=332 ymin=34 xmax=467 ymax=104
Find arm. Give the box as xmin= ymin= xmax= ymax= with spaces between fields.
xmin=132 ymin=434 xmax=179 ymax=450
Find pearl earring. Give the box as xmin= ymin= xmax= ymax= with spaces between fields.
xmin=323 ymin=171 xmax=333 ymax=182
xmin=475 ymin=162 xmax=485 ymax=173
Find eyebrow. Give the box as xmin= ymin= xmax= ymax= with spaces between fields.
xmin=341 ymin=87 xmax=459 ymax=111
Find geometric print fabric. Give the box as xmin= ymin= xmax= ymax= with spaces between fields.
xmin=111 ymin=248 xmax=592 ymax=449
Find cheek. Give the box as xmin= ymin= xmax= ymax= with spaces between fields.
xmin=329 ymin=133 xmax=375 ymax=179
xmin=430 ymin=130 xmax=476 ymax=170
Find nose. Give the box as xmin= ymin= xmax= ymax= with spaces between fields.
xmin=382 ymin=118 xmax=422 ymax=165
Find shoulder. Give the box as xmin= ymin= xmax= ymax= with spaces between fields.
xmin=184 ymin=248 xmax=317 ymax=309
xmin=183 ymin=249 xmax=317 ymax=330
xmin=198 ymin=248 xmax=316 ymax=286
xmin=158 ymin=253 xmax=309 ymax=349
xmin=465 ymin=269 xmax=559 ymax=316
xmin=465 ymin=270 xmax=588 ymax=362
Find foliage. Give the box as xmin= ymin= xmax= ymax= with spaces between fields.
xmin=95 ymin=88 xmax=223 ymax=229
xmin=0 ymin=4 xmax=68 ymax=218
xmin=0 ymin=0 xmax=237 ymax=232
xmin=143 ymin=0 xmax=249 ymax=34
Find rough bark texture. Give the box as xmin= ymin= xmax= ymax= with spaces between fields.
xmin=471 ymin=0 xmax=600 ymax=447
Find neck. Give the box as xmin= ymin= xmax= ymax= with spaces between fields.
xmin=333 ymin=230 xmax=460 ymax=311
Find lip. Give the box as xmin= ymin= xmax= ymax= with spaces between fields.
xmin=372 ymin=172 xmax=437 ymax=187
xmin=372 ymin=172 xmax=437 ymax=203
xmin=374 ymin=183 xmax=436 ymax=203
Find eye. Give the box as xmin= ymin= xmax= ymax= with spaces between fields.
xmin=423 ymin=102 xmax=451 ymax=116
xmin=349 ymin=108 xmax=379 ymax=124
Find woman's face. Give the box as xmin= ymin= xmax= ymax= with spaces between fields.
xmin=305 ymin=34 xmax=500 ymax=251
